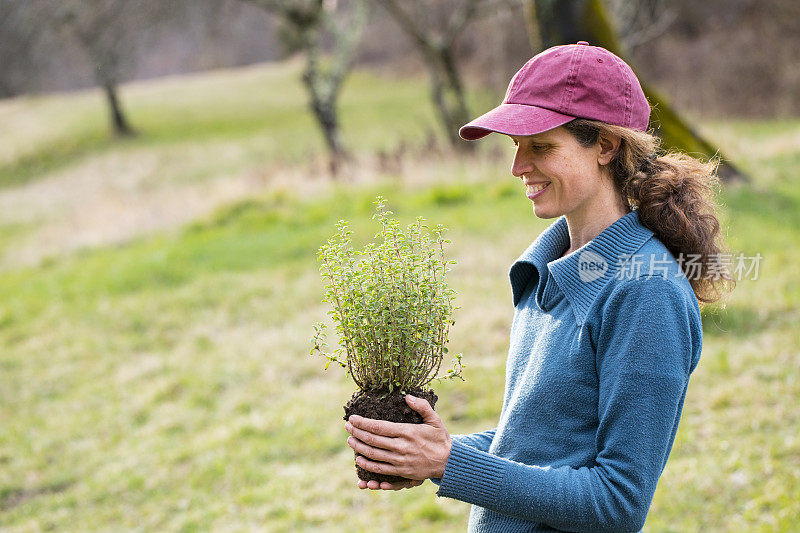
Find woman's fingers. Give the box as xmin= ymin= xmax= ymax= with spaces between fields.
xmin=345 ymin=421 xmax=402 ymax=452
xmin=354 ymin=454 xmax=412 ymax=477
xmin=347 ymin=436 xmax=402 ymax=465
xmin=347 ymin=415 xmax=407 ymax=438
xmin=405 ymin=395 xmax=442 ymax=427
xmin=345 ymin=411 xmax=452 ymax=480
xmin=386 ymin=479 xmax=423 ymax=490
xmin=378 ymin=479 xmax=423 ymax=490
xmin=357 ymin=479 xmax=424 ymax=490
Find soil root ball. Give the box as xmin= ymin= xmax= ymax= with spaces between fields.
xmin=343 ymin=388 xmax=438 ymax=484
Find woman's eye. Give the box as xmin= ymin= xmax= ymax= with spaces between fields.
xmin=511 ymin=140 xmax=550 ymax=153
xmin=515 ymin=143 xmax=548 ymax=151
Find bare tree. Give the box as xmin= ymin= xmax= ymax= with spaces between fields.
xmin=249 ymin=0 xmax=369 ymax=177
xmin=376 ymin=0 xmax=516 ymax=152
xmin=45 ymin=0 xmax=169 ymax=137
xmin=524 ymin=0 xmax=745 ymax=182
xmin=604 ymin=0 xmax=677 ymax=52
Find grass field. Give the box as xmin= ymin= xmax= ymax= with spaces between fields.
xmin=0 ymin=58 xmax=798 ymax=532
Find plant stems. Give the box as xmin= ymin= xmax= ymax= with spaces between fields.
xmin=312 ymin=196 xmax=464 ymax=392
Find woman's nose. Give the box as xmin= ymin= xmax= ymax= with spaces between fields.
xmin=511 ymin=151 xmax=532 ymax=178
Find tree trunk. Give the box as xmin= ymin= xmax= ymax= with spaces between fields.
xmin=250 ymin=0 xmax=367 ymax=178
xmin=301 ymin=35 xmax=351 ymax=178
xmin=426 ymin=47 xmax=475 ymax=152
xmin=525 ymin=0 xmax=746 ymax=182
xmin=377 ymin=0 xmax=476 ymax=153
xmin=102 ymin=82 xmax=135 ymax=138
xmin=308 ymin=81 xmax=351 ymax=178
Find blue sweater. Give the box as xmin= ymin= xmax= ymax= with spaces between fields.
xmin=430 ymin=210 xmax=703 ymax=532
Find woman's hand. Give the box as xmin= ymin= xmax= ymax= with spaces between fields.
xmin=357 ymin=478 xmax=424 ymax=491
xmin=345 ymin=394 xmax=451 ymax=490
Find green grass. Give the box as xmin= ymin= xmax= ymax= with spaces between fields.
xmin=0 ymin=59 xmax=798 ymax=531
xmin=0 ymin=58 xmax=500 ymax=191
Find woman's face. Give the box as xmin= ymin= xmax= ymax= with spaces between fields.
xmin=509 ymin=126 xmax=618 ymax=221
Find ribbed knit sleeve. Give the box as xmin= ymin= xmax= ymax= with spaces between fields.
xmin=429 ymin=429 xmax=497 ymax=487
xmin=433 ymin=277 xmax=700 ymax=532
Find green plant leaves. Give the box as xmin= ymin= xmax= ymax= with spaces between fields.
xmin=311 ymin=195 xmax=465 ymax=391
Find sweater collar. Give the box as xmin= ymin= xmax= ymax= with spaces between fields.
xmin=509 ymin=209 xmax=654 ymax=324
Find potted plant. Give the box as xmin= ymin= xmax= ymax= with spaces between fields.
xmin=311 ymin=196 xmax=465 ymax=484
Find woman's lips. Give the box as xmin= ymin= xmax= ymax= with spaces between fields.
xmin=526 ymin=182 xmax=551 ymax=200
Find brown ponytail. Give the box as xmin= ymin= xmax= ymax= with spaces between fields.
xmin=563 ymin=118 xmax=736 ymax=305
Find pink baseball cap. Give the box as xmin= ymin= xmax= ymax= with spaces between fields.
xmin=459 ymin=41 xmax=651 ymax=141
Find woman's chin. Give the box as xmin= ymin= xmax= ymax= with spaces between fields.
xmin=532 ymin=204 xmax=561 ymax=219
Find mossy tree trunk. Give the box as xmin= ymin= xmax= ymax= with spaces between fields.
xmin=251 ymin=0 xmax=369 ymax=177
xmin=377 ymin=0 xmax=489 ymax=153
xmin=525 ymin=0 xmax=746 ymax=182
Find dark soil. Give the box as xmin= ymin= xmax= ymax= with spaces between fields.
xmin=343 ymin=388 xmax=438 ymax=484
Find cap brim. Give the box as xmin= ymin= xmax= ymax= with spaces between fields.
xmin=459 ymin=103 xmax=576 ymax=141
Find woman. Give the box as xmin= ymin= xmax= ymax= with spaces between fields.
xmin=344 ymin=41 xmax=734 ymax=532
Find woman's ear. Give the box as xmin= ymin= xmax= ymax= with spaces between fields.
xmin=597 ymin=132 xmax=622 ymax=166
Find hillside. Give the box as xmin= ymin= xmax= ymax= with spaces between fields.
xmin=0 ymin=59 xmax=798 ymax=531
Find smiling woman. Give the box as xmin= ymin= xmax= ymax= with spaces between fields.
xmin=345 ymin=41 xmax=735 ymax=532
xmin=507 ymin=127 xmax=632 ymax=248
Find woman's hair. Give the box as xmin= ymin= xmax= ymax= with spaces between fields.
xmin=562 ymin=118 xmax=735 ymax=305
